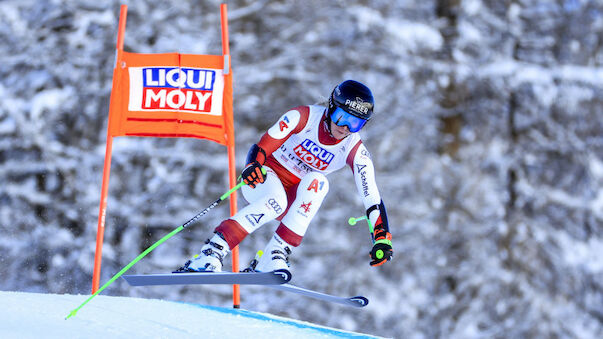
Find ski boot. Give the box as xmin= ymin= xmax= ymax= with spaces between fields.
xmin=177 ymin=232 xmax=229 ymax=272
xmin=252 ymin=234 xmax=292 ymax=272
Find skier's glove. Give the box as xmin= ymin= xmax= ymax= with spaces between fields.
xmin=369 ymin=228 xmax=393 ymax=266
xmin=242 ymin=144 xmax=267 ymax=188
xmin=242 ymin=161 xmax=266 ymax=188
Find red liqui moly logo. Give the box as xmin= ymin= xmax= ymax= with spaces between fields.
xmin=293 ymin=139 xmax=334 ymax=170
xmin=128 ymin=67 xmax=224 ymax=115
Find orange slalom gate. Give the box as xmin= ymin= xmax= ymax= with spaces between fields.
xmin=92 ymin=4 xmax=241 ymax=307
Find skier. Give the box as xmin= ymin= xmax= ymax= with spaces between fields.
xmin=179 ymin=80 xmax=393 ymax=273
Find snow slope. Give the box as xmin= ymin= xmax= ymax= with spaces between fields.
xmin=0 ymin=291 xmax=382 ymax=339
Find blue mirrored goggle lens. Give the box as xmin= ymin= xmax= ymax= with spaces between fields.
xmin=330 ymin=107 xmax=367 ymax=133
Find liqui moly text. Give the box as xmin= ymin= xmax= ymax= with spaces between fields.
xmin=128 ymin=67 xmax=224 ymax=115
xmin=293 ymin=139 xmax=334 ymax=170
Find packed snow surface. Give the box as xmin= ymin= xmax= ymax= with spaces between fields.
xmin=0 ymin=290 xmax=381 ymax=339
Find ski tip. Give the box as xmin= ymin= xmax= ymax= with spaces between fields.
xmin=273 ymin=269 xmax=292 ymax=283
xmin=121 ymin=275 xmax=137 ymax=286
xmin=349 ymin=296 xmax=369 ymax=307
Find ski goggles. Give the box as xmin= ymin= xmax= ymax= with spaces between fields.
xmin=329 ymin=107 xmax=368 ymax=133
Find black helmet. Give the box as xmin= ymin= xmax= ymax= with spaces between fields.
xmin=328 ymin=80 xmax=374 ymax=121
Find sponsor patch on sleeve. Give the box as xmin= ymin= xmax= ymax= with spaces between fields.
xmin=267 ymin=109 xmax=301 ymax=139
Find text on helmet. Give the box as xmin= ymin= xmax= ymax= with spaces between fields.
xmin=344 ymin=98 xmax=370 ymax=115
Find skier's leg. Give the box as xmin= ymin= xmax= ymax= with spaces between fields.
xmin=226 ymin=166 xmax=288 ymax=239
xmin=181 ymin=167 xmax=287 ymax=272
xmin=255 ymin=172 xmax=329 ymax=272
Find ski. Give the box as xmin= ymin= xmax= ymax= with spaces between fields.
xmin=122 ymin=269 xmax=367 ymax=308
xmin=267 ymin=283 xmax=369 ymax=308
xmin=122 ymin=269 xmax=291 ymax=286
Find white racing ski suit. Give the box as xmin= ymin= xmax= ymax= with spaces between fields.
xmin=213 ymin=105 xmax=388 ymax=250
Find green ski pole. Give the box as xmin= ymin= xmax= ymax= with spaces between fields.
xmin=348 ymin=216 xmax=374 ymax=233
xmin=66 ymin=179 xmax=248 ymax=320
xmin=348 ymin=215 xmax=392 ymax=262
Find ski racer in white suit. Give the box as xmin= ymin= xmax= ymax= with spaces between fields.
xmin=180 ymin=80 xmax=393 ymax=272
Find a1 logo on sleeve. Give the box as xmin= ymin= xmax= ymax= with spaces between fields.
xmin=128 ymin=67 xmax=224 ymax=115
xmin=267 ymin=110 xmax=300 ymax=139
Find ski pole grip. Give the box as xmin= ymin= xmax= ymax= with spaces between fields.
xmin=235 ymin=166 xmax=267 ymax=191
xmin=225 ymin=167 xmax=268 ymax=200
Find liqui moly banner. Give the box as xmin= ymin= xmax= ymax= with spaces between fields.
xmin=127 ymin=67 xmax=224 ymax=116
xmin=107 ymin=52 xmax=233 ymax=145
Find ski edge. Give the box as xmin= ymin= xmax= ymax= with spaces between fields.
xmin=122 ymin=269 xmax=291 ymax=286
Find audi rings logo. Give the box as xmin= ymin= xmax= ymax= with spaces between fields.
xmin=267 ymin=198 xmax=283 ymax=214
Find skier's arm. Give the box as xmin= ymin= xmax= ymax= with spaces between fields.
xmin=257 ymin=106 xmax=309 ymax=156
xmin=348 ymin=142 xmax=393 ymax=266
xmin=242 ymin=107 xmax=309 ymax=187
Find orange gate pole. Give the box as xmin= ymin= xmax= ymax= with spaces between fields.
xmin=220 ymin=3 xmax=241 ymax=309
xmin=92 ymin=4 xmax=128 ymax=293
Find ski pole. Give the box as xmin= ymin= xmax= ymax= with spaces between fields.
xmin=66 ymin=176 xmax=252 ymax=320
xmin=348 ymin=215 xmax=392 ymax=262
xmin=348 ymin=216 xmax=373 ymax=234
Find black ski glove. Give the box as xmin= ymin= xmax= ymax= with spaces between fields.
xmin=369 ymin=228 xmax=393 ymax=266
xmin=241 ymin=161 xmax=266 ymax=188
xmin=242 ymin=144 xmax=267 ymax=188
